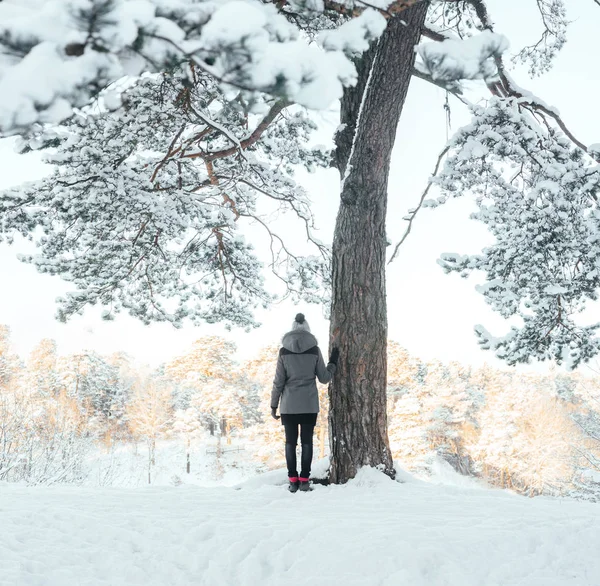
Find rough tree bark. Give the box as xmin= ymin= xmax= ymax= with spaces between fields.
xmin=328 ymin=3 xmax=429 ymax=484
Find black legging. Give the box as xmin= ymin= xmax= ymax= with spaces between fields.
xmin=284 ymin=422 xmax=315 ymax=479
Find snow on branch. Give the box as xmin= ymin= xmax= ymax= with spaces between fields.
xmin=0 ymin=0 xmax=533 ymax=137
xmin=0 ymin=0 xmax=437 ymax=136
xmin=305 ymin=0 xmax=428 ymax=19
xmin=435 ymin=0 xmax=586 ymax=156
xmin=418 ymin=30 xmax=509 ymax=83
xmin=319 ymin=8 xmax=387 ymax=54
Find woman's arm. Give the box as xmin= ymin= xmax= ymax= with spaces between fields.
xmin=316 ymin=348 xmax=336 ymax=384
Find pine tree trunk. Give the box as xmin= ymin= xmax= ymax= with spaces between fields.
xmin=329 ymin=5 xmax=428 ymax=484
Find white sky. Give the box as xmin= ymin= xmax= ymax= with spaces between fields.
xmin=0 ymin=0 xmax=598 ymax=370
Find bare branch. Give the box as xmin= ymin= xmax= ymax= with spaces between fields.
xmin=388 ymin=146 xmax=450 ymax=263
xmin=55 ymin=175 xmax=99 ymax=187
xmin=462 ymin=0 xmax=493 ymax=31
xmin=233 ymin=176 xmax=329 ymax=257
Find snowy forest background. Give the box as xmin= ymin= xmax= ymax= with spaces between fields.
xmin=2 ymin=323 xmax=600 ymax=499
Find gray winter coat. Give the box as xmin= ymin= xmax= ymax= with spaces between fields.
xmin=271 ymin=331 xmax=336 ymax=414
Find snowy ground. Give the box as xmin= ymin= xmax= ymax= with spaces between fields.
xmin=2 ymin=464 xmax=600 ymax=586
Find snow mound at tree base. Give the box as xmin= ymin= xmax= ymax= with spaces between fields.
xmin=236 ymin=458 xmax=419 ymax=490
xmin=2 ymin=469 xmax=600 ymax=586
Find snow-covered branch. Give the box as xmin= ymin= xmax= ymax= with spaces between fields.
xmin=433 ymin=97 xmax=600 ymax=368
xmin=0 ymin=0 xmax=363 ymax=134
xmin=418 ymin=30 xmax=508 ymax=83
xmin=0 ymin=70 xmax=330 ymax=326
xmin=512 ymin=0 xmax=568 ymax=76
xmin=0 ymin=0 xmax=539 ymax=139
xmin=0 ymin=0 xmax=428 ymax=135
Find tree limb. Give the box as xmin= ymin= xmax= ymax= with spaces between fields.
xmin=150 ymin=123 xmax=186 ymax=183
xmin=421 ymin=26 xmax=451 ymax=42
xmin=411 ymin=66 xmax=469 ymax=103
xmin=388 ymin=146 xmax=449 ymax=263
xmin=423 ymin=5 xmax=591 ymax=154
xmin=278 ymin=0 xmax=429 ymax=20
xmin=205 ymin=160 xmax=241 ymax=220
xmin=179 ymin=99 xmax=289 ymax=162
xmin=460 ymin=0 xmax=493 ymax=31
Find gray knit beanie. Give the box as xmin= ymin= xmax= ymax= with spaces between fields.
xmin=291 ymin=312 xmax=311 ymax=333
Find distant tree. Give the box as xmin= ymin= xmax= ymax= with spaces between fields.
xmin=0 ymin=325 xmax=21 ymax=392
xmin=0 ymin=328 xmax=27 ymax=480
xmin=0 ymin=386 xmax=31 ymax=481
xmin=26 ymin=339 xmax=60 ymax=396
xmin=171 ymin=407 xmax=206 ymax=474
xmin=127 ymin=374 xmax=172 ymax=483
xmin=387 ymin=343 xmax=428 ymax=469
xmin=244 ymin=344 xmax=281 ymax=393
xmin=242 ymin=344 xmax=285 ymax=465
xmin=0 ymin=331 xmax=92 ymax=484
xmin=167 ymin=336 xmax=259 ymax=438
xmin=29 ymin=389 xmax=91 ymax=485
xmin=387 ymin=342 xmax=420 ymax=399
xmin=420 ymin=361 xmax=479 ymax=475
xmin=512 ymin=393 xmax=580 ymax=496
xmin=561 ymin=374 xmax=600 ymax=499
xmin=59 ymin=351 xmax=132 ymax=442
xmin=388 ymin=350 xmax=481 ymax=475
xmin=166 ymin=337 xmax=237 ymax=383
xmin=0 ymin=383 xmax=91 ymax=485
xmin=470 ymin=370 xmax=580 ymax=495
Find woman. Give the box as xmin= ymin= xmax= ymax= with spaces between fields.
xmin=271 ymin=313 xmax=339 ymax=492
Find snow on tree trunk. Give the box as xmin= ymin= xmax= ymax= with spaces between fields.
xmin=329 ymin=6 xmax=428 ymax=484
